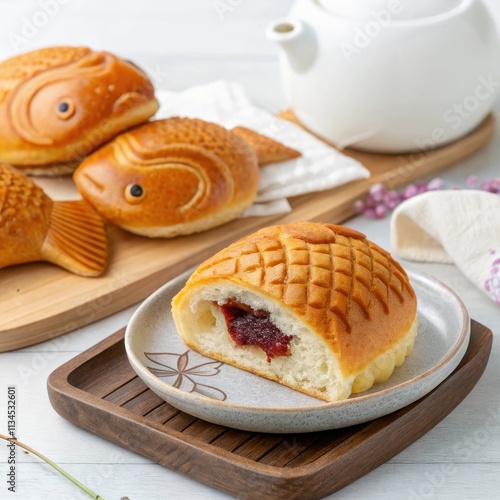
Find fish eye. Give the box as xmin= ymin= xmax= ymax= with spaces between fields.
xmin=125 ymin=183 xmax=145 ymax=204
xmin=56 ymin=99 xmax=76 ymax=120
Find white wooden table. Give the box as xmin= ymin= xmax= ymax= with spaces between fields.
xmin=0 ymin=1 xmax=499 ymax=499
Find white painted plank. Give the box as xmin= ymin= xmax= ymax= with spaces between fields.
xmin=334 ymin=463 xmax=500 ymax=500
xmin=1 ymin=462 xmax=499 ymax=499
xmin=0 ymin=351 xmax=155 ymax=465
xmin=0 ymin=463 xmax=232 ymax=500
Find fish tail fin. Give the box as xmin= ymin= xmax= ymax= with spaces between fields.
xmin=41 ymin=200 xmax=108 ymax=277
xmin=231 ymin=126 xmax=301 ymax=166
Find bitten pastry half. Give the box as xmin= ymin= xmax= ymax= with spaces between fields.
xmin=172 ymin=222 xmax=418 ymax=402
xmin=0 ymin=46 xmax=159 ymax=175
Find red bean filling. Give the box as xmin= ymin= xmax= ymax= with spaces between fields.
xmin=220 ymin=299 xmax=292 ymax=362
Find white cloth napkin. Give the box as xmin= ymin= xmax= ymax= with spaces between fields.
xmin=155 ymin=81 xmax=370 ymax=217
xmin=390 ymin=190 xmax=500 ymax=305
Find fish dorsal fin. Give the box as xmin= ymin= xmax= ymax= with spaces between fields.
xmin=231 ymin=126 xmax=301 ymax=166
xmin=0 ymin=46 xmax=91 ymax=106
xmin=40 ymin=200 xmax=108 ymax=277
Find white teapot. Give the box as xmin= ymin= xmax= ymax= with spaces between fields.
xmin=267 ymin=0 xmax=500 ymax=153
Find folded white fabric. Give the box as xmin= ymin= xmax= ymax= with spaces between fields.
xmin=390 ymin=190 xmax=500 ymax=305
xmin=155 ymin=81 xmax=370 ymax=217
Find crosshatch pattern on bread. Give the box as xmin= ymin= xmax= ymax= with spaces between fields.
xmin=0 ymin=163 xmax=108 ymax=276
xmin=172 ymin=222 xmax=418 ymax=402
xmin=74 ymin=117 xmax=300 ymax=238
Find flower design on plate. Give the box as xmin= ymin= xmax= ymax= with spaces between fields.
xmin=145 ymin=350 xmax=227 ymax=401
xmin=484 ymin=250 xmax=500 ymax=305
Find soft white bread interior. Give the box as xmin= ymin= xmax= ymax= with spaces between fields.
xmin=172 ymin=222 xmax=418 ymax=402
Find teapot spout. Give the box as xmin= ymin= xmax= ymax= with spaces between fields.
xmin=266 ymin=18 xmax=317 ymax=73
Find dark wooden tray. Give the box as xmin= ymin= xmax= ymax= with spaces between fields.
xmin=47 ymin=320 xmax=492 ymax=500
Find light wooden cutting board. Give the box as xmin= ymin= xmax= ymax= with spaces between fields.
xmin=0 ymin=113 xmax=494 ymax=352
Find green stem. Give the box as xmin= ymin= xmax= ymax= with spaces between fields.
xmin=0 ymin=433 xmax=105 ymax=500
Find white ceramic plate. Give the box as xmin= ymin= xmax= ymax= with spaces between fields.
xmin=125 ymin=269 xmax=470 ymax=433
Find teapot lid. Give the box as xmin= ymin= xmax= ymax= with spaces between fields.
xmin=317 ymin=0 xmax=465 ymax=21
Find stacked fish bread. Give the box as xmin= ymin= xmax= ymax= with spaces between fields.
xmin=0 ymin=46 xmax=159 ymax=175
xmin=172 ymin=222 xmax=418 ymax=401
xmin=74 ymin=117 xmax=300 ymax=238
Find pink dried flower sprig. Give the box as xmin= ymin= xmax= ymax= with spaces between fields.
xmin=355 ymin=175 xmax=499 ymax=219
xmin=466 ymin=175 xmax=500 ymax=193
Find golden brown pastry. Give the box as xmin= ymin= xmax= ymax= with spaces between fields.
xmin=74 ymin=117 xmax=300 ymax=238
xmin=0 ymin=163 xmax=107 ymax=276
xmin=172 ymin=222 xmax=418 ymax=401
xmin=0 ymin=46 xmax=159 ymax=175
xmin=231 ymin=126 xmax=301 ymax=165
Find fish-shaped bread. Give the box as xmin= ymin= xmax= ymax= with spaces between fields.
xmin=172 ymin=222 xmax=418 ymax=401
xmin=73 ymin=117 xmax=300 ymax=238
xmin=0 ymin=46 xmax=159 ymax=176
xmin=0 ymin=163 xmax=107 ymax=276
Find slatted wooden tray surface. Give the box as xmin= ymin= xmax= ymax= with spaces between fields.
xmin=1 ymin=114 xmax=494 ymax=352
xmin=47 ymin=320 xmax=492 ymax=500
